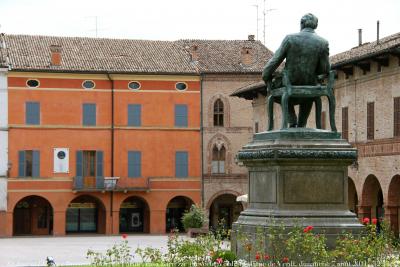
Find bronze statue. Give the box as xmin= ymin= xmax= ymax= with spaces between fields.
xmin=262 ymin=13 xmax=330 ymax=128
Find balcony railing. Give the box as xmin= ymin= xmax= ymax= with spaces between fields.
xmin=72 ymin=176 xmax=200 ymax=192
xmin=72 ymin=176 xmax=149 ymax=192
xmin=73 ymin=176 xmax=105 ymax=191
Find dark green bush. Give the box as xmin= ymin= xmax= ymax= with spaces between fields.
xmin=181 ymin=204 xmax=205 ymax=230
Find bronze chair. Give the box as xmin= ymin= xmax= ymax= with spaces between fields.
xmin=267 ymin=70 xmax=337 ymax=132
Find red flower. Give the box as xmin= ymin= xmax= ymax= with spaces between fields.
xmin=255 ymin=253 xmax=261 ymax=261
xmin=215 ymin=258 xmax=223 ymax=264
xmin=122 ymin=234 xmax=127 ymax=239
xmin=282 ymin=257 xmax=289 ymax=263
xmin=372 ymin=218 xmax=378 ymax=225
xmin=264 ymin=254 xmax=270 ymax=260
xmin=303 ymin=225 xmax=314 ymax=233
xmin=362 ymin=217 xmax=370 ymax=224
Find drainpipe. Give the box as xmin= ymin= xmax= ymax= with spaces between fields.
xmin=200 ymin=74 xmax=205 ymax=209
xmin=107 ymin=73 xmax=115 ymax=232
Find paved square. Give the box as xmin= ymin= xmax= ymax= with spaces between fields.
xmin=0 ymin=235 xmax=171 ymax=267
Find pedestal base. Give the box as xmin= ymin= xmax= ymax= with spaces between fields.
xmin=231 ymin=128 xmax=363 ymax=258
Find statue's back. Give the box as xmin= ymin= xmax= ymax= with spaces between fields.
xmin=285 ymin=30 xmax=329 ymax=85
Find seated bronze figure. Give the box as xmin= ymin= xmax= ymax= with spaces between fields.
xmin=262 ymin=13 xmax=337 ymax=132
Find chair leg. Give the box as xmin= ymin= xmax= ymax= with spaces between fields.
xmin=328 ymin=95 xmax=337 ymax=132
xmin=315 ymin=98 xmax=322 ymax=129
xmin=267 ymin=95 xmax=274 ymax=131
xmin=281 ymin=93 xmax=289 ymax=129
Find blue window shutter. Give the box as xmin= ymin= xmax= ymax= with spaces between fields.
xmin=26 ymin=102 xmax=40 ymax=125
xmin=18 ymin=151 xmax=26 ymax=177
xmin=175 ymin=104 xmax=188 ymax=127
xmin=96 ymin=151 xmax=104 ymax=189
xmin=83 ymin=103 xmax=96 ymax=126
xmin=128 ymin=104 xmax=141 ymax=126
xmin=128 ymin=151 xmax=141 ymax=178
xmin=175 ymin=151 xmax=188 ymax=178
xmin=75 ymin=151 xmax=83 ymax=189
xmin=76 ymin=151 xmax=83 ymax=177
xmin=32 ymin=150 xmax=40 ymax=177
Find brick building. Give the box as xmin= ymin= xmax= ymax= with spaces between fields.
xmin=232 ymin=32 xmax=400 ymax=236
xmin=0 ymin=35 xmax=201 ymax=236
xmin=0 ymin=34 xmax=273 ymax=236
xmin=179 ymin=37 xmax=272 ymax=230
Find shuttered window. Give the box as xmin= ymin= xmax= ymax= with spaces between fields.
xmin=213 ymin=99 xmax=224 ymax=127
xmin=75 ymin=150 xmax=103 ymax=189
xmin=128 ymin=104 xmax=141 ymax=126
xmin=342 ymin=107 xmax=349 ymax=140
xmin=26 ymin=102 xmax=40 ymax=125
xmin=128 ymin=151 xmax=141 ymax=178
xmin=175 ymin=104 xmax=188 ymax=127
xmin=82 ymin=103 xmax=96 ymax=126
xmin=18 ymin=150 xmax=40 ymax=177
xmin=212 ymin=146 xmax=226 ymax=174
xmin=367 ymin=102 xmax=374 ymax=140
xmin=394 ymin=97 xmax=400 ymax=137
xmin=175 ymin=151 xmax=188 ymax=178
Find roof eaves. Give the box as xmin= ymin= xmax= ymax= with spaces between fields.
xmin=332 ymin=45 xmax=400 ymax=68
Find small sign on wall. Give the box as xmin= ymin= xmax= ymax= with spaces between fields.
xmin=54 ymin=148 xmax=69 ymax=173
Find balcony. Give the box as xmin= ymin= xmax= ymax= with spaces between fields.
xmin=72 ymin=176 xmax=150 ymax=192
xmin=72 ymin=176 xmax=200 ymax=192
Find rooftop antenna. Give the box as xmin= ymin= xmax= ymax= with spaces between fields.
xmin=252 ymin=4 xmax=259 ymax=40
xmin=85 ymin=16 xmax=99 ymax=37
xmin=263 ymin=0 xmax=276 ymax=45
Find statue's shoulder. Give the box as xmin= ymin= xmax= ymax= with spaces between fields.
xmin=314 ymin=33 xmax=329 ymax=45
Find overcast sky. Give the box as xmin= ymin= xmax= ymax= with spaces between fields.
xmin=1 ymin=0 xmax=399 ymax=55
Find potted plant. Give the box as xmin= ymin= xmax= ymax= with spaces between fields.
xmin=182 ymin=204 xmax=207 ymax=237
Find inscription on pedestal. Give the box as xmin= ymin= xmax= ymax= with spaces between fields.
xmin=250 ymin=171 xmax=277 ymax=203
xmin=283 ymin=171 xmax=344 ymax=204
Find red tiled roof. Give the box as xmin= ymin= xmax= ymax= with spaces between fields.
xmin=2 ymin=34 xmax=272 ymax=74
xmin=331 ymin=32 xmax=400 ymax=67
xmin=178 ymin=39 xmax=273 ymax=73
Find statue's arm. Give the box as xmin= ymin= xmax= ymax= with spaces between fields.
xmin=262 ymin=36 xmax=289 ymax=84
xmin=317 ymin=41 xmax=330 ymax=75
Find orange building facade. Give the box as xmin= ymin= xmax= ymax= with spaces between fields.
xmin=5 ymin=73 xmax=201 ymax=236
xmin=1 ymin=35 xmax=202 ymax=236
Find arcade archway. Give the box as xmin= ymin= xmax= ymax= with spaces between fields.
xmin=361 ymin=175 xmax=384 ymax=220
xmin=209 ymin=193 xmax=243 ymax=230
xmin=13 ymin=195 xmax=53 ymax=236
xmin=66 ymin=195 xmax=106 ymax=234
xmin=348 ymin=177 xmax=358 ymax=214
xmin=166 ymin=196 xmax=194 ymax=232
xmin=119 ymin=196 xmax=150 ymax=233
xmin=388 ymin=175 xmax=400 ymax=237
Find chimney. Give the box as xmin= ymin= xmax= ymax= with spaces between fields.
xmin=50 ymin=44 xmax=62 ymax=66
xmin=377 ymin=20 xmax=380 ymax=44
xmin=189 ymin=44 xmax=199 ymax=62
xmin=248 ymin=35 xmax=255 ymax=41
xmin=241 ymin=47 xmax=253 ymax=65
xmin=358 ymin=29 xmax=362 ymax=46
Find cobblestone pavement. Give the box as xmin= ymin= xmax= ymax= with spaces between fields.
xmin=0 ymin=235 xmax=171 ymax=267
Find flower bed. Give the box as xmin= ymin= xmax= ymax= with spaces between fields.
xmin=85 ymin=219 xmax=400 ymax=267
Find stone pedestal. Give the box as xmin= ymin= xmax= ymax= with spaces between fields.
xmin=231 ymin=128 xmax=363 ymax=257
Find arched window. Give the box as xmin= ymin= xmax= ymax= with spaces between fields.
xmin=212 ymin=145 xmax=226 ymax=174
xmin=213 ymin=99 xmax=224 ymax=127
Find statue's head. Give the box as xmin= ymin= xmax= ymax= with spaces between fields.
xmin=300 ymin=13 xmax=318 ymax=30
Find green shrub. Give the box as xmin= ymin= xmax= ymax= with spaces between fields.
xmin=181 ymin=204 xmax=205 ymax=231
